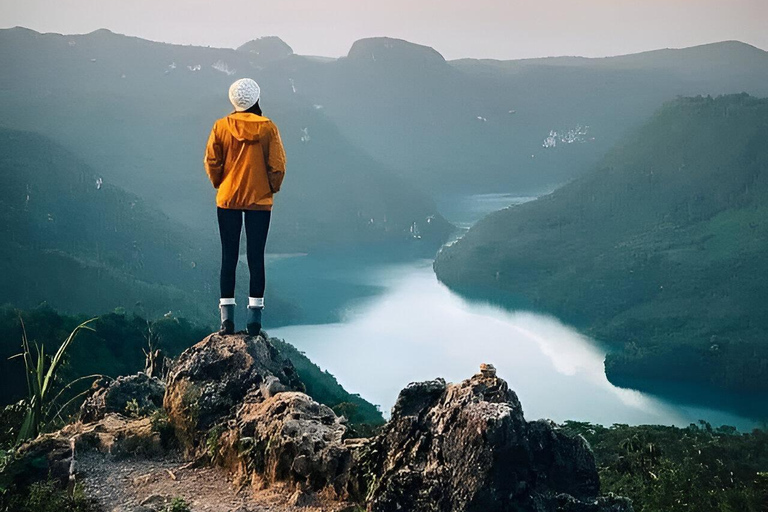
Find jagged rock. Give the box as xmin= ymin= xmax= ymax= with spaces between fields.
xmin=527 ymin=419 xmax=601 ymax=500
xmin=218 ymin=391 xmax=352 ymax=497
xmin=352 ymin=368 xmax=632 ymax=512
xmin=163 ymin=333 xmax=304 ymax=456
xmin=80 ymin=373 xmax=165 ymax=423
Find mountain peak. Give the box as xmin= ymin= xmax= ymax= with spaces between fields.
xmin=237 ymin=36 xmax=293 ymax=61
xmin=347 ymin=37 xmax=446 ymax=66
xmin=86 ymin=28 xmax=119 ymax=37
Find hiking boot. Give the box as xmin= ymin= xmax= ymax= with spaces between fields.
xmin=219 ymin=303 xmax=235 ymax=335
xmin=246 ymin=306 xmax=263 ymax=336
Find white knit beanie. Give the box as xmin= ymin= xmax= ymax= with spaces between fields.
xmin=228 ymin=78 xmax=261 ymax=112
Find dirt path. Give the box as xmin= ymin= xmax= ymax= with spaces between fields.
xmin=77 ymin=452 xmax=355 ymax=512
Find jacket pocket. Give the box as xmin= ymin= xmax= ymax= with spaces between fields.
xmin=267 ymin=169 xmax=284 ymax=193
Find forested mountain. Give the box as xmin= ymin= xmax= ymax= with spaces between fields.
xmin=277 ymin=37 xmax=768 ymax=193
xmin=434 ymin=94 xmax=768 ymax=393
xmin=0 ymin=27 xmax=452 ymax=252
xmin=1 ymin=28 xmax=766 ymax=243
xmin=0 ymin=128 xmax=299 ymax=323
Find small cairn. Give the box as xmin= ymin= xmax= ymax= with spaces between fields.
xmin=479 ymin=363 xmax=497 ymax=378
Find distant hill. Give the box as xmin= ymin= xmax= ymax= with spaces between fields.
xmin=0 ymin=27 xmax=453 ymax=253
xmin=3 ymin=28 xmax=766 ymax=228
xmin=283 ymin=38 xmax=768 ymax=194
xmin=434 ymin=94 xmax=768 ymax=393
xmin=237 ymin=36 xmax=294 ymax=61
xmin=0 ymin=128 xmax=299 ymax=324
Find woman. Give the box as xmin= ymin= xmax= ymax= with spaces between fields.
xmin=204 ymin=78 xmax=286 ymax=336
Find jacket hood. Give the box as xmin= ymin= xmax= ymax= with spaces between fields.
xmin=224 ymin=112 xmax=272 ymax=142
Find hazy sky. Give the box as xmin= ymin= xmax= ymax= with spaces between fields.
xmin=2 ymin=0 xmax=766 ymax=60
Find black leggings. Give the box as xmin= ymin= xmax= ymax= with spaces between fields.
xmin=217 ymin=208 xmax=271 ymax=299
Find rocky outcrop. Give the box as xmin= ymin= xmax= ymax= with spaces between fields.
xmin=162 ymin=334 xmax=630 ymax=510
xmin=217 ymin=391 xmax=353 ymax=498
xmin=163 ymin=333 xmax=304 ymax=455
xmin=80 ymin=373 xmax=165 ymax=423
xmin=0 ymin=414 xmax=163 ymax=491
xmin=351 ymin=365 xmax=631 ymax=512
xmin=5 ymin=332 xmax=631 ymax=512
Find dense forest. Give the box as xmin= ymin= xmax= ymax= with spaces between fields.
xmin=435 ymin=94 xmax=768 ymax=394
xmin=563 ymin=421 xmax=768 ymax=512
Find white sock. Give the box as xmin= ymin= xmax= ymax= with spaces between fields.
xmin=220 ymin=298 xmax=236 ymax=306
xmin=248 ymin=297 xmax=264 ymax=309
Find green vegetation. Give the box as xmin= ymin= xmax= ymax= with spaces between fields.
xmin=563 ymin=421 xmax=768 ymax=512
xmin=163 ymin=497 xmax=191 ymax=512
xmin=436 ymin=94 xmax=768 ymax=393
xmin=0 ymin=304 xmax=210 ymax=408
xmin=0 ymin=479 xmax=98 ymax=512
xmin=205 ymin=424 xmax=226 ymax=461
xmin=149 ymin=410 xmax=177 ymax=450
xmin=12 ymin=317 xmax=97 ymax=442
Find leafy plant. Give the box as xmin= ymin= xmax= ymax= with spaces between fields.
xmin=125 ymin=398 xmax=141 ymax=418
xmin=10 ymin=316 xmax=98 ymax=442
xmin=149 ymin=410 xmax=177 ymax=450
xmin=164 ymin=496 xmax=191 ymax=512
xmin=205 ymin=424 xmax=226 ymax=461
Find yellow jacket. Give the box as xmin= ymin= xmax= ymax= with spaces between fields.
xmin=204 ymin=112 xmax=286 ymax=210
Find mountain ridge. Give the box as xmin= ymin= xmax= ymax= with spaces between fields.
xmin=434 ymin=93 xmax=768 ymax=394
xmin=5 ymin=26 xmax=765 ymax=62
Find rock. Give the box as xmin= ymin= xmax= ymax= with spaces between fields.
xmin=139 ymin=493 xmax=169 ymax=509
xmin=0 ymin=414 xmax=161 ymax=494
xmin=479 ymin=362 xmax=496 ymax=377
xmin=218 ymin=391 xmax=351 ymax=497
xmin=287 ymin=488 xmax=317 ymax=507
xmin=352 ymin=366 xmax=632 ymax=512
xmin=164 ymin=333 xmax=304 ymax=456
xmin=73 ymin=414 xmax=164 ymax=457
xmin=260 ymin=375 xmax=290 ymax=399
xmin=81 ymin=373 xmax=165 ymax=423
xmin=527 ymin=419 xmax=601 ymax=500
xmin=0 ymin=434 xmax=73 ymax=490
